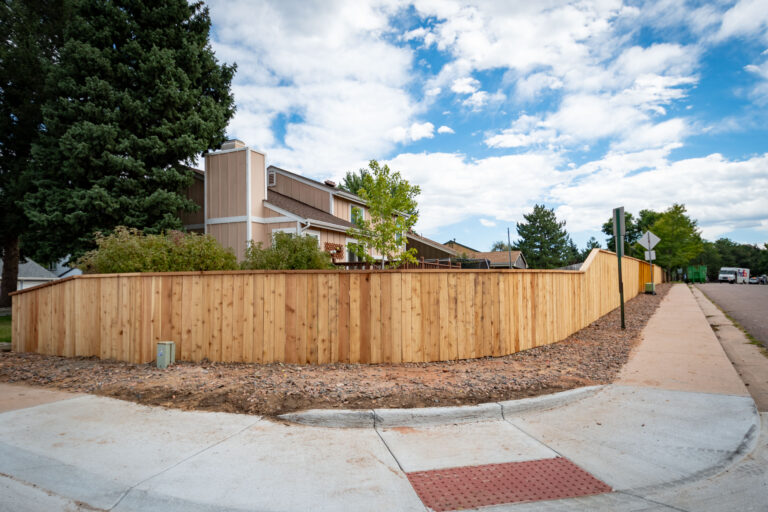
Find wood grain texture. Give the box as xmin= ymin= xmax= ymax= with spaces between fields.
xmin=11 ymin=250 xmax=661 ymax=365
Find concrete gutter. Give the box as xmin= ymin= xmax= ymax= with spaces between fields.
xmin=278 ymin=385 xmax=605 ymax=428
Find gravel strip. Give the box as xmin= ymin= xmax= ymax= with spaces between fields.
xmin=0 ymin=284 xmax=669 ymax=417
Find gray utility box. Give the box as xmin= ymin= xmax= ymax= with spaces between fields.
xmin=156 ymin=341 xmax=176 ymax=369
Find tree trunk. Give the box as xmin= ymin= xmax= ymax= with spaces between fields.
xmin=0 ymin=237 xmax=20 ymax=307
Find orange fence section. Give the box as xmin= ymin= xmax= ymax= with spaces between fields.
xmin=11 ymin=250 xmax=661 ymax=364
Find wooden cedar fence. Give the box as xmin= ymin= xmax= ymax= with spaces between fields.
xmin=11 ymin=249 xmax=661 ymax=365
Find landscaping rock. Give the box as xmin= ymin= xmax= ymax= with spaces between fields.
xmin=0 ymin=284 xmax=670 ymax=417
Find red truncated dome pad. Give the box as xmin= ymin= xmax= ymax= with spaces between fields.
xmin=406 ymin=457 xmax=612 ymax=511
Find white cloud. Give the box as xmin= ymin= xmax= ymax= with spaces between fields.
xmin=479 ymin=218 xmax=497 ymax=227
xmin=550 ymin=151 xmax=768 ymax=236
xmin=744 ymin=55 xmax=768 ymax=104
xmin=515 ymin=72 xmax=563 ymax=101
xmin=208 ymin=0 xmax=419 ymax=175
xmin=450 ymin=77 xmax=480 ymax=94
xmin=715 ymin=0 xmax=768 ymax=43
xmin=388 ymin=146 xmax=768 ymax=243
xmin=410 ymin=122 xmax=435 ymax=140
xmin=386 ymin=150 xmax=566 ymax=233
xmin=203 ymin=0 xmax=767 ymax=246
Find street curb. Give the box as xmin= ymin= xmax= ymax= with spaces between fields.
xmin=278 ymin=409 xmax=374 ymax=428
xmin=500 ymin=385 xmax=605 ymax=417
xmin=278 ymin=385 xmax=607 ymax=428
xmin=374 ymin=402 xmax=502 ymax=428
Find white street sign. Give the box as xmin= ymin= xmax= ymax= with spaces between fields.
xmin=638 ymin=230 xmax=660 ymax=250
xmin=644 ymin=250 xmax=656 ymax=261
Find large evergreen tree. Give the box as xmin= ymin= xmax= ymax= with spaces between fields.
xmin=0 ymin=0 xmax=66 ymax=306
xmin=22 ymin=0 xmax=236 ymax=264
xmin=514 ymin=204 xmax=574 ymax=269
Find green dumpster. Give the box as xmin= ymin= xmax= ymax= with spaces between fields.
xmin=687 ymin=265 xmax=707 ymax=283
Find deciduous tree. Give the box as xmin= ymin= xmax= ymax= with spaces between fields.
xmin=650 ymin=204 xmax=703 ymax=271
xmin=347 ymin=160 xmax=420 ymax=268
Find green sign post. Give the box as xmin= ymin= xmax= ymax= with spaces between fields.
xmin=613 ymin=207 xmax=626 ymax=330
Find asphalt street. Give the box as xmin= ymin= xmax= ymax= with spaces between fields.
xmin=697 ymin=283 xmax=768 ymax=349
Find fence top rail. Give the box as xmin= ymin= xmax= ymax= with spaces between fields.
xmin=9 ymin=248 xmax=657 ymax=296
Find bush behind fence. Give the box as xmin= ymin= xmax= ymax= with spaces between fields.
xmin=11 ymin=250 xmax=661 ymax=364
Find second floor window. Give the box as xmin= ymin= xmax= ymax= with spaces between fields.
xmin=351 ymin=205 xmax=364 ymax=226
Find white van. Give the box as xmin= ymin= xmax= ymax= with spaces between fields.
xmin=718 ymin=267 xmax=750 ymax=284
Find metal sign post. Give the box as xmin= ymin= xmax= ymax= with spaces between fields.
xmin=613 ymin=207 xmax=626 ymax=330
xmin=639 ymin=231 xmax=660 ymax=295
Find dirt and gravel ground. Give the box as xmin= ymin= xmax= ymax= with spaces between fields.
xmin=0 ymin=284 xmax=670 ymax=417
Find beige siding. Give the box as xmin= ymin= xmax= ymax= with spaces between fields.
xmin=320 ymin=230 xmax=347 ymax=246
xmin=180 ymin=175 xmax=204 ymax=226
xmin=333 ymin=197 xmax=368 ymax=222
xmin=209 ymin=222 xmax=247 ymax=261
xmin=273 ymin=173 xmax=331 ymax=213
xmin=252 ymin=221 xmax=298 ymax=248
xmin=263 ymin=207 xmax=284 ymax=218
xmin=206 ymin=151 xmax=247 ymax=218
xmin=250 ymin=151 xmax=266 ymax=216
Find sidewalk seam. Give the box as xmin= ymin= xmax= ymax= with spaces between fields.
xmin=616 ymin=490 xmax=690 ymax=512
xmin=371 ymin=411 xmax=430 ymax=512
xmin=108 ymin=417 xmax=263 ymax=511
xmin=502 ymin=417 xmax=572 ymax=463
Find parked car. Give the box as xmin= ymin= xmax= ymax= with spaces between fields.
xmin=749 ymin=276 xmax=759 ymax=284
xmin=760 ymin=275 xmax=768 ymax=284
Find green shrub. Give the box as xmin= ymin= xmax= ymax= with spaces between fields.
xmin=76 ymin=227 xmax=239 ymax=273
xmin=241 ymin=232 xmax=334 ymax=270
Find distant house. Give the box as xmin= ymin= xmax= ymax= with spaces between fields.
xmin=0 ymin=259 xmax=58 ymax=290
xmin=444 ymin=240 xmax=481 ymax=257
xmin=471 ymin=250 xmax=528 ymax=269
xmin=406 ymin=232 xmax=458 ymax=260
xmin=182 ymin=139 xmax=454 ymax=262
xmin=444 ymin=239 xmax=528 ymax=269
xmin=49 ymin=258 xmax=83 ymax=279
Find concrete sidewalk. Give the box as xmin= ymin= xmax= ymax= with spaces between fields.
xmin=0 ymin=284 xmax=764 ymax=511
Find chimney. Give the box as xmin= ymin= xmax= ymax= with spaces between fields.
xmin=220 ymin=139 xmax=246 ymax=150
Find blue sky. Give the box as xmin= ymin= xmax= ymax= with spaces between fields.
xmin=207 ymin=0 xmax=768 ymax=251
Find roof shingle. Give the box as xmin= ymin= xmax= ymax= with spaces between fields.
xmin=265 ymin=190 xmax=354 ymax=229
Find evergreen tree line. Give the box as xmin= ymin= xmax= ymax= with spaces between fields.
xmin=0 ymin=0 xmax=236 ymax=305
xmin=492 ymin=203 xmax=768 ymax=276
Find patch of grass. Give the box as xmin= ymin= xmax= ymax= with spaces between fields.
xmin=697 ymin=288 xmax=768 ymax=359
xmin=0 ymin=316 xmax=11 ymax=343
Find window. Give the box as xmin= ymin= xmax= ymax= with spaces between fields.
xmin=346 ymin=239 xmax=363 ymax=262
xmin=350 ymin=205 xmax=364 ymax=226
xmin=268 ymin=171 xmax=276 ymax=186
xmin=304 ymin=230 xmax=320 ymax=246
xmin=271 ymin=227 xmax=297 ymax=240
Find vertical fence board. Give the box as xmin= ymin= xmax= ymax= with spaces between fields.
xmin=307 ymin=275 xmax=318 ymax=364
xmin=11 ymin=251 xmax=662 ymax=365
xmin=317 ymin=274 xmax=330 ymax=364
xmin=328 ymin=274 xmax=339 ymax=364
xmin=370 ymin=274 xmax=382 ymax=363
xmin=337 ymin=273 xmax=350 ymax=363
